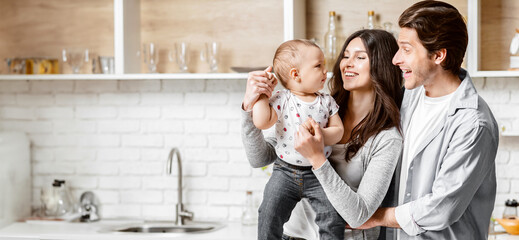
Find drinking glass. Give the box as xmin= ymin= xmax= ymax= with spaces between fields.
xmin=99 ymin=56 xmax=115 ymax=74
xmin=200 ymin=42 xmax=219 ymax=73
xmin=143 ymin=42 xmax=159 ymax=73
xmin=62 ymin=48 xmax=89 ymax=74
xmin=169 ymin=42 xmax=190 ymax=73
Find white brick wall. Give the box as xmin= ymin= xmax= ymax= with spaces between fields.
xmin=473 ymin=77 xmax=519 ymax=218
xmin=1 ymin=77 xmax=518 ymax=222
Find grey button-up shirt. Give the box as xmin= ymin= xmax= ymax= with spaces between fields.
xmin=392 ymin=69 xmax=499 ymax=239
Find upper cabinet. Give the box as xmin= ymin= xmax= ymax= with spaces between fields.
xmin=0 ymin=0 xmax=114 ymax=76
xmin=0 ymin=0 xmax=284 ymax=80
xmin=4 ymin=0 xmax=517 ymax=79
xmin=118 ymin=0 xmax=284 ymax=75
xmin=300 ymin=0 xmax=466 ymax=46
xmin=467 ymin=0 xmax=519 ymax=77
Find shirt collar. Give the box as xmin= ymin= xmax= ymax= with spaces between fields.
xmin=447 ymin=68 xmax=479 ymax=116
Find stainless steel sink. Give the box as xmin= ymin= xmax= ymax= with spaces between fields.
xmin=100 ymin=149 xmax=225 ymax=235
xmin=116 ymin=224 xmax=214 ymax=233
xmin=103 ymin=221 xmax=224 ymax=234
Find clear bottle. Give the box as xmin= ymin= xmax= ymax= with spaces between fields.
xmin=367 ymin=11 xmax=375 ymax=30
xmin=323 ymin=11 xmax=338 ymax=71
xmin=55 ymin=180 xmax=74 ymax=217
xmin=42 ymin=179 xmax=74 ymax=217
xmin=383 ymin=22 xmax=398 ymax=39
xmin=488 ymin=216 xmax=497 ymax=240
xmin=510 ymin=28 xmax=519 ymax=70
xmin=241 ymin=191 xmax=257 ymax=225
xmin=503 ymin=199 xmax=518 ymax=219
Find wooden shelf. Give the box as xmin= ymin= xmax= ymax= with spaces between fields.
xmin=6 ymin=0 xmax=513 ymax=79
xmin=0 ymin=0 xmax=289 ymax=76
xmin=0 ymin=73 xmax=248 ymax=81
xmin=0 ymin=72 xmax=335 ymax=81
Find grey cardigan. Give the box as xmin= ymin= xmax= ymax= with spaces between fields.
xmin=241 ymin=110 xmax=402 ymax=239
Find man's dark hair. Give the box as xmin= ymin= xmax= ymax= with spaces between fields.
xmin=399 ymin=0 xmax=467 ymax=76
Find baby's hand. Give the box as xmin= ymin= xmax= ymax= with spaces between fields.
xmin=302 ymin=118 xmax=315 ymax=136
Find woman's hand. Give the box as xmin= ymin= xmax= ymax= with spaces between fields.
xmin=295 ymin=118 xmax=327 ymax=169
xmin=242 ymin=66 xmax=277 ymax=112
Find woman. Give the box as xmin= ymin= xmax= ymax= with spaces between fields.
xmin=241 ymin=29 xmax=403 ymax=239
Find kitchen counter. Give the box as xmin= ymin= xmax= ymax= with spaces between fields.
xmin=494 ymin=234 xmax=519 ymax=240
xmin=0 ymin=219 xmax=257 ymax=240
xmin=1 ymin=220 xmax=518 ymax=240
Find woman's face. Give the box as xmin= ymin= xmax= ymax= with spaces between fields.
xmin=339 ymin=37 xmax=372 ymax=92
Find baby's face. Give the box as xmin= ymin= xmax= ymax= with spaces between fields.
xmin=297 ymin=46 xmax=327 ymax=93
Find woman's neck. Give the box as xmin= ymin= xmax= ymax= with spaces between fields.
xmin=346 ymin=89 xmax=374 ymax=123
xmin=339 ymin=89 xmax=374 ymax=144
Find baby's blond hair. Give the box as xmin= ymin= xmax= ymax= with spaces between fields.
xmin=273 ymin=39 xmax=320 ymax=88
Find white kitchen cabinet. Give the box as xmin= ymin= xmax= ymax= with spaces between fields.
xmin=467 ymin=0 xmax=519 ymax=77
xmin=4 ymin=0 xmax=511 ymax=80
xmin=0 ymin=0 xmax=287 ymax=80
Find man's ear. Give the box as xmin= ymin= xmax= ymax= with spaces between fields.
xmin=433 ymin=49 xmax=447 ymax=65
xmin=289 ymin=68 xmax=300 ymax=82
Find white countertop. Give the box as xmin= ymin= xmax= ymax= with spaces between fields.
xmin=0 ymin=219 xmax=257 ymax=240
xmin=1 ymin=220 xmax=518 ymax=240
xmin=493 ymin=234 xmax=519 ymax=240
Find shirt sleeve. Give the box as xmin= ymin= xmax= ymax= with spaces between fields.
xmin=240 ymin=108 xmax=278 ymax=168
xmin=395 ymin=123 xmax=498 ymax=236
xmin=270 ymin=90 xmax=285 ymax=119
xmin=313 ymin=132 xmax=403 ymax=228
xmin=324 ymin=94 xmax=339 ymax=117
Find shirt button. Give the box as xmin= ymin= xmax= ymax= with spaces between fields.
xmin=410 ymin=166 xmax=413 ymax=170
xmin=406 ymin=193 xmax=411 ymax=197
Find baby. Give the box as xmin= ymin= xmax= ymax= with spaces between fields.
xmin=252 ymin=39 xmax=345 ymax=239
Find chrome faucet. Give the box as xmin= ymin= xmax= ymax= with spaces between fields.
xmin=166 ymin=147 xmax=194 ymax=225
xmin=79 ymin=191 xmax=100 ymax=222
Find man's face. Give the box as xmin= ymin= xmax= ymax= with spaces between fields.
xmin=392 ymin=27 xmax=436 ymax=89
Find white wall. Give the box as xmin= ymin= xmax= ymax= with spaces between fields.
xmin=0 ymin=79 xmax=269 ymax=221
xmin=0 ymin=77 xmax=518 ymax=221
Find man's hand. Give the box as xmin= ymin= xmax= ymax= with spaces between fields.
xmin=347 ymin=207 xmax=400 ymax=229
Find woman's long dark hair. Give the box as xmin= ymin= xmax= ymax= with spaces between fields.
xmin=329 ymin=29 xmax=403 ymax=162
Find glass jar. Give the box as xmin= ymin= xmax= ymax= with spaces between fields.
xmin=41 ymin=179 xmax=74 ymax=217
xmin=503 ymin=199 xmax=518 ymax=219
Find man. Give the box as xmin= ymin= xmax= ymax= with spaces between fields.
xmin=358 ymin=1 xmax=499 ymax=239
